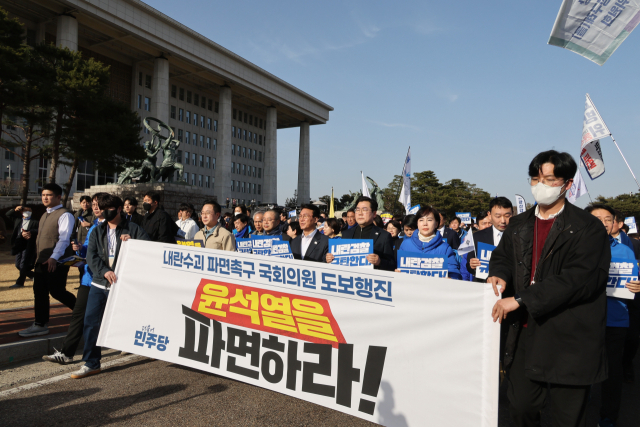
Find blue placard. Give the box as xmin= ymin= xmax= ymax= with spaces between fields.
xmin=271 ymin=241 xmax=294 ymax=259
xmin=288 ymin=210 xmax=296 ymax=218
xmin=250 ymin=235 xmax=282 ymax=256
xmin=236 ymin=238 xmax=252 ymax=253
xmin=455 ymin=212 xmax=472 ymax=225
xmin=397 ymin=250 xmax=448 ymax=278
xmin=329 ymin=239 xmax=373 ymax=268
xmin=608 ymin=257 xmax=638 ymax=299
xmin=476 ymin=242 xmax=497 ymax=280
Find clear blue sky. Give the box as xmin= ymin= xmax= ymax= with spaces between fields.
xmin=147 ymin=0 xmax=640 ymax=207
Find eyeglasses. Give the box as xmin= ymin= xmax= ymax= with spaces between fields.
xmin=528 ymin=177 xmax=565 ymax=187
xmin=355 ymin=208 xmax=371 ymax=213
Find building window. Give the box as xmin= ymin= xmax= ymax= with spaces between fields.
xmin=185 ymin=131 xmax=190 ymax=144
xmin=206 ymin=176 xmax=210 ymax=188
xmin=208 ymin=99 xmax=213 ymax=111
xmin=192 ymin=153 xmax=196 ymax=166
xmin=248 ymin=148 xmax=252 ymax=159
xmin=179 ymin=108 xmax=184 ymax=121
xmin=237 ymin=127 xmax=241 ymax=139
xmin=200 ymin=135 xmax=204 ymax=147
xmin=259 ymin=151 xmax=262 ymax=162
xmin=191 ymin=174 xmax=195 ymax=186
xmin=177 ymin=150 xmax=182 ymax=162
xmin=258 ymin=168 xmax=261 ymax=178
xmin=184 ymin=151 xmax=190 ymax=165
xmin=170 ymin=106 xmax=176 ymax=119
xmin=201 ymin=116 xmax=205 ymax=128
xmin=138 ymin=72 xmax=142 ymax=86
xmin=76 ymin=160 xmax=95 ymax=191
xmin=145 ymin=74 xmax=152 ymax=89
xmin=144 ymin=97 xmax=151 ymax=112
xmin=249 ymin=115 xmax=253 ymax=126
xmin=137 ymin=94 xmax=142 ymax=109
xmin=171 ymin=85 xmax=177 ymax=98
xmin=192 ymin=133 xmax=197 ymax=145
xmin=187 ymin=91 xmax=192 ymax=103
xmin=4 ymin=149 xmax=15 ymax=160
xmin=184 ymin=172 xmax=189 ymax=182
xmin=179 ymin=88 xmax=184 ymax=101
xmin=213 ymin=120 xmax=218 ymax=132
xmin=207 ymin=118 xmax=212 ymax=130
xmin=233 ymin=109 xmax=237 ymax=120
xmin=243 ymin=130 xmax=247 ymax=141
xmin=248 ymin=131 xmax=252 ymax=142
xmin=258 ymin=184 xmax=261 ymax=195
xmin=199 ymin=155 xmax=204 ymax=167
xmin=253 ymin=166 xmax=256 ymax=177
xmin=260 ymin=119 xmax=263 ymax=129
xmin=193 ymin=113 xmax=198 ymax=126
xmin=242 ymin=182 xmax=245 ymax=193
xmin=206 ymin=156 xmax=210 ymax=169
xmin=198 ymin=174 xmax=203 ymax=187
xmin=242 ymin=164 xmax=246 ymax=176
xmin=213 ymin=139 xmax=217 ymax=150
xmin=177 ymin=129 xmax=183 ymax=142
xmin=201 ymin=96 xmax=206 ymax=108
xmin=215 ymin=102 xmax=219 ymax=113
xmin=206 ymin=137 xmax=211 ymax=149
xmin=194 ymin=94 xmax=199 ymax=106
xmin=253 ymin=134 xmax=257 ymax=144
xmin=232 ymin=162 xmax=235 ymax=173
xmin=232 ymin=144 xmax=235 ymax=155
xmin=186 ymin=111 xmax=190 ymax=124
xmin=259 ymin=135 xmax=262 ymax=145
xmin=212 ymin=158 xmax=216 ymax=169
xmin=242 ymin=147 xmax=246 ymax=158
xmin=232 ymin=126 xmax=236 ymax=138
xmin=231 ymin=180 xmax=235 ymax=191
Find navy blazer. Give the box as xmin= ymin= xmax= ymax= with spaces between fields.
xmin=441 ymin=227 xmax=461 ymax=250
xmin=341 ymin=225 xmax=396 ymax=271
xmin=291 ymin=230 xmax=329 ymax=263
xmin=465 ymin=227 xmax=495 ymax=283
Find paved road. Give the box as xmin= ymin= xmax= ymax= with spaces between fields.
xmin=0 ymin=351 xmax=638 ymax=426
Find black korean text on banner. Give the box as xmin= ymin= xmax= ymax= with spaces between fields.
xmin=178 ymin=306 xmax=387 ymax=415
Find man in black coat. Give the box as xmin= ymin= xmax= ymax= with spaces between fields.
xmin=489 ymin=150 xmax=609 ymax=427
xmin=466 ymin=197 xmax=513 ymax=283
xmin=123 ymin=196 xmax=144 ymax=227
xmin=141 ymin=191 xmax=178 ymax=243
xmin=326 ymin=196 xmax=395 ymax=271
xmin=7 ymin=206 xmax=38 ymax=288
xmin=291 ymin=203 xmax=328 ymax=262
xmin=437 ymin=213 xmax=461 ymax=250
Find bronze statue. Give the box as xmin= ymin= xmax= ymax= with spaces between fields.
xmin=343 ymin=176 xmax=386 ymax=212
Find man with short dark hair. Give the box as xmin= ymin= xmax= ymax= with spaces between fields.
xmin=489 ymin=150 xmax=609 ymax=427
xmin=345 ymin=209 xmax=356 ymax=230
xmin=449 ymin=217 xmax=463 ymax=238
xmin=438 ymin=213 xmax=461 ymax=250
xmin=194 ymin=200 xmax=236 ymax=251
xmin=176 ymin=202 xmax=198 ymax=240
xmin=141 ymin=191 xmax=178 ymax=243
xmin=123 ymin=197 xmax=143 ymax=226
xmin=467 ymin=197 xmax=513 ymax=282
xmin=476 ymin=211 xmax=492 ymax=231
xmin=19 ymin=183 xmax=76 ymax=337
xmin=291 ymin=204 xmax=329 ymax=262
xmin=234 ymin=214 xmax=251 ymax=239
xmin=327 ymin=196 xmax=395 ymax=271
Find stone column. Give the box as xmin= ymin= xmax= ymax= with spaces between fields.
xmin=35 ymin=22 xmax=47 ymax=44
xmin=263 ymin=107 xmax=278 ymax=203
xmin=297 ymin=122 xmax=310 ymax=205
xmin=215 ymin=86 xmax=232 ymax=203
xmin=56 ymin=15 xmax=77 ymax=50
xmin=152 ymin=57 xmax=170 ymax=126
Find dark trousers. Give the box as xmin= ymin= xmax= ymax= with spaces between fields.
xmin=601 ymin=326 xmax=628 ymax=422
xmin=14 ymin=251 xmax=33 ymax=285
xmin=623 ymin=300 xmax=639 ymax=372
xmin=33 ymin=265 xmax=74 ymax=325
xmin=506 ymin=337 xmax=590 ymax=427
xmin=61 ymin=285 xmax=91 ymax=358
xmin=82 ymin=286 xmax=110 ymax=370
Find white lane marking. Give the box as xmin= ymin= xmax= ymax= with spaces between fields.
xmin=0 ymin=354 xmax=141 ymax=398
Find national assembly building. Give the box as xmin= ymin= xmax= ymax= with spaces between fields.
xmin=1 ymin=0 xmax=333 ymax=205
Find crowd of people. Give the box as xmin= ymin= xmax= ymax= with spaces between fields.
xmin=5 ymin=149 xmax=640 ymax=427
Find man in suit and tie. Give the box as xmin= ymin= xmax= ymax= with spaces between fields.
xmin=466 ymin=197 xmax=513 ymax=282
xmin=291 ymin=204 xmax=329 ymax=262
xmin=438 ymin=213 xmax=461 ymax=250
xmin=326 ymin=196 xmax=395 ymax=271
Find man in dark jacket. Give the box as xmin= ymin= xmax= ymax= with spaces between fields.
xmin=141 ymin=191 xmax=178 ymax=243
xmin=327 ymin=196 xmax=395 ymax=271
xmin=489 ymin=150 xmax=609 ymax=427
xmin=71 ymin=193 xmax=149 ymax=379
xmin=291 ymin=203 xmax=329 ymax=262
xmin=437 ymin=213 xmax=461 ymax=250
xmin=7 ymin=206 xmax=38 ymax=288
xmin=123 ymin=196 xmax=144 ymax=227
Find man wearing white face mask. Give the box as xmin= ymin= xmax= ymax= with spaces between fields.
xmin=8 ymin=206 xmax=39 ymax=288
xmin=488 ymin=150 xmax=610 ymax=427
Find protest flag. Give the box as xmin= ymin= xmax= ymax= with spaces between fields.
xmin=458 ymin=224 xmax=475 ymax=256
xmin=548 ymin=0 xmax=640 ymax=66
xmin=567 ymin=169 xmax=589 ymax=204
xmin=361 ymin=171 xmax=371 ymax=198
xmin=398 ymin=147 xmax=412 ymax=214
xmin=515 ymin=194 xmax=527 ymax=214
xmin=329 ymin=187 xmax=335 ymax=218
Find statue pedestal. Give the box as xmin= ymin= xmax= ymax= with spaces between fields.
xmin=72 ymin=182 xmax=216 ymax=219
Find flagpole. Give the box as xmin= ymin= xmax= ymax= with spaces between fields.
xmin=578 ymin=168 xmax=594 ymax=203
xmin=588 ymin=94 xmax=640 ymax=191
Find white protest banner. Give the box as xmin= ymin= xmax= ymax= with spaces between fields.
xmin=98 ymin=240 xmax=500 ymax=426
xmin=581 ymin=94 xmax=610 ymax=179
xmin=476 ymin=242 xmax=497 ymax=280
xmin=457 ymin=228 xmax=476 ymax=256
xmin=515 ymin=194 xmax=527 ymax=215
xmin=329 ymin=239 xmax=373 ymax=269
xmin=567 ymin=169 xmax=589 ymax=203
xmin=271 ymin=241 xmax=293 ymax=259
xmin=548 ymin=0 xmax=640 ymax=66
xmin=608 ymin=257 xmax=639 ymax=299
xmin=361 ymin=172 xmax=371 ymax=198
xmin=397 ymin=251 xmax=448 ymax=278
xmin=625 ymin=217 xmax=638 ymax=234
xmin=236 ymin=238 xmax=252 ymax=253
xmin=455 ymin=212 xmax=472 ymax=225
xmin=251 ymin=235 xmax=282 ymax=256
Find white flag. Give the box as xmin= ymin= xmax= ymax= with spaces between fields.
xmin=458 ymin=226 xmax=475 ymax=256
xmin=567 ymin=169 xmax=588 ymax=203
xmin=361 ymin=171 xmax=371 ymax=198
xmin=581 ymin=94 xmax=609 ymax=180
xmin=515 ymin=194 xmax=527 ymax=214
xmin=398 ymin=148 xmax=412 ymax=214
xmin=548 ymin=0 xmax=640 ymax=66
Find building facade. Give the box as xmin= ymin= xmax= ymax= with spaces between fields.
xmin=2 ymin=0 xmax=332 ymax=205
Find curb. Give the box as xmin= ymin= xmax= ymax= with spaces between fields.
xmin=0 ymin=333 xmax=83 ymax=367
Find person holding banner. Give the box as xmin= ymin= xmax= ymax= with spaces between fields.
xmin=398 ymin=206 xmax=461 ymax=279
xmin=193 ymin=200 xmax=236 ymax=251
xmin=586 ymin=204 xmax=640 ymax=427
xmin=327 ymin=196 xmax=395 ymax=271
xmin=291 ymin=204 xmax=329 ymax=263
xmin=489 ymin=150 xmax=610 ymax=427
xmin=72 ymin=194 xmax=150 ymax=379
